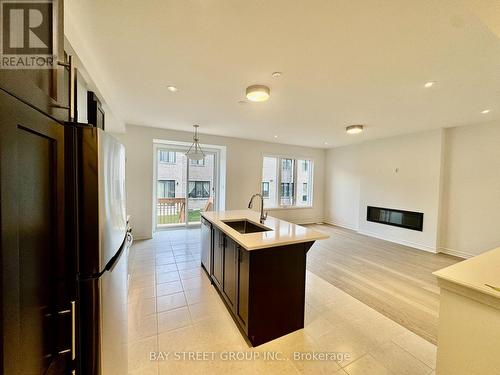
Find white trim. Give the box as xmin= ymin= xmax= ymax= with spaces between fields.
xmin=438 ymin=247 xmax=473 ymax=259
xmin=357 ymin=229 xmax=437 ymax=253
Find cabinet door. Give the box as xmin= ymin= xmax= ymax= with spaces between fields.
xmin=0 ymin=1 xmax=69 ymax=122
xmin=223 ymin=237 xmax=237 ymax=308
xmin=237 ymin=248 xmax=250 ymax=328
xmin=0 ymin=90 xmax=73 ymax=374
xmin=212 ymin=229 xmax=223 ymax=288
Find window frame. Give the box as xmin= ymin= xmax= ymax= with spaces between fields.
xmin=159 ymin=150 xmax=176 ymax=164
xmin=157 ymin=179 xmax=176 ymax=198
xmin=188 ymin=180 xmax=211 ymax=199
xmin=261 ymin=154 xmax=314 ymax=209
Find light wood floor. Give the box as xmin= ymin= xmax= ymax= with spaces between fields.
xmin=305 ymin=224 xmax=462 ymax=344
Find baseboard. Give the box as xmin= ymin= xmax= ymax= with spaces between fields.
xmin=357 ymin=229 xmax=437 ymax=253
xmin=133 ymin=235 xmax=152 ymax=241
xmin=323 ymin=219 xmax=359 ymax=232
xmin=438 ymin=247 xmax=474 ymax=259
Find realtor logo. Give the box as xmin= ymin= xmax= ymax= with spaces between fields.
xmin=0 ymin=0 xmax=57 ymax=69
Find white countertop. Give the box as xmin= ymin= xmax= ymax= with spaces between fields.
xmin=433 ymin=246 xmax=500 ymax=300
xmin=201 ymin=210 xmax=329 ymax=250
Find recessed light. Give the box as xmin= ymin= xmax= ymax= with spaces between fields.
xmin=481 ymin=109 xmax=491 ymax=114
xmin=324 ymin=142 xmax=329 ymax=145
xmin=272 ymin=72 xmax=282 ymax=78
xmin=167 ymin=85 xmax=178 ymax=92
xmin=246 ymin=85 xmax=270 ymax=102
xmin=424 ymin=81 xmax=436 ymax=88
xmin=274 ymin=135 xmax=279 ymax=139
xmin=346 ymin=125 xmax=364 ymax=134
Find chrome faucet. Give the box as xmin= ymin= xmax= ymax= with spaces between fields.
xmin=248 ymin=193 xmax=268 ymax=224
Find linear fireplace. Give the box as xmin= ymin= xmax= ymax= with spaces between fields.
xmin=367 ymin=206 xmax=423 ymax=231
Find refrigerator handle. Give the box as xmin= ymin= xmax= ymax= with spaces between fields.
xmin=103 ymin=229 xmax=132 ymax=274
xmin=71 ymin=300 xmax=76 ymax=361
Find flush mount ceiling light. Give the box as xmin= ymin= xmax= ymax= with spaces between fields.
xmin=186 ymin=125 xmax=205 ymax=160
xmin=246 ymin=85 xmax=270 ymax=102
xmin=346 ymin=125 xmax=364 ymax=134
xmin=272 ymin=72 xmax=282 ymax=78
xmin=167 ymin=85 xmax=178 ymax=92
xmin=424 ymin=81 xmax=436 ymax=88
xmin=481 ymin=109 xmax=491 ymax=114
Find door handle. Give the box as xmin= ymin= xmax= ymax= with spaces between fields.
xmin=71 ymin=300 xmax=76 ymax=360
xmin=57 ymin=300 xmax=76 ymax=360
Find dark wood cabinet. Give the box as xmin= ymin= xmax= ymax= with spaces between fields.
xmin=212 ymin=229 xmax=224 ymax=288
xmin=223 ymin=237 xmax=238 ymax=308
xmin=0 ymin=0 xmax=69 ymax=123
xmin=237 ymin=248 xmax=249 ymax=330
xmin=0 ymin=89 xmax=73 ymax=374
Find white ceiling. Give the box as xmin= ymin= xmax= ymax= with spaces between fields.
xmin=65 ymin=0 xmax=500 ymax=148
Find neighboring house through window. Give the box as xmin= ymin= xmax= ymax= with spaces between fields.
xmin=261 ymin=156 xmax=313 ymax=208
xmin=262 ymin=182 xmax=269 ymax=198
xmin=159 ymin=150 xmax=176 ymax=163
xmin=188 ymin=181 xmax=210 ymax=198
xmin=157 ymin=180 xmax=175 ymax=198
xmin=190 ymin=158 xmax=205 ymax=166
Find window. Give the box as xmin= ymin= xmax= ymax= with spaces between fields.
xmin=159 ymin=150 xmax=176 ymax=163
xmin=262 ymin=156 xmax=313 ymax=208
xmin=280 ymin=183 xmax=294 ymax=205
xmin=190 ymin=158 xmax=205 ymax=166
xmin=157 ymin=180 xmax=175 ymax=198
xmin=262 ymin=182 xmax=269 ymax=198
xmin=302 ymin=183 xmax=308 ymax=202
xmin=188 ymin=181 xmax=210 ymax=198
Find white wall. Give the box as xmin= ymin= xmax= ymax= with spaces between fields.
xmin=324 ymin=145 xmax=361 ymax=230
xmin=325 ymin=122 xmax=500 ymax=257
xmin=325 ymin=130 xmax=444 ymax=252
xmin=440 ymin=121 xmax=500 ymax=257
xmin=114 ymin=125 xmax=325 ymax=239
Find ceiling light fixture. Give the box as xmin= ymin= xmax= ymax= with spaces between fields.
xmin=424 ymin=81 xmax=436 ymax=88
xmin=272 ymin=72 xmax=282 ymax=78
xmin=246 ymin=85 xmax=270 ymax=102
xmin=274 ymin=135 xmax=279 ymax=139
xmin=185 ymin=125 xmax=205 ymax=160
xmin=346 ymin=125 xmax=364 ymax=134
xmin=481 ymin=109 xmax=491 ymax=114
xmin=167 ymin=85 xmax=178 ymax=92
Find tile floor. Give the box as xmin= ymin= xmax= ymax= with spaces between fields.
xmin=128 ymin=228 xmax=437 ymax=375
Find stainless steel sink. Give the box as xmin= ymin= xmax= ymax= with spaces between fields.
xmin=222 ymin=219 xmax=271 ymax=234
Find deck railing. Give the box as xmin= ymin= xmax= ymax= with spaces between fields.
xmin=157 ymin=198 xmax=185 ymax=224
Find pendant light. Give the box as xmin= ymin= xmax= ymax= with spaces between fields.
xmin=186 ymin=125 xmax=205 ymax=160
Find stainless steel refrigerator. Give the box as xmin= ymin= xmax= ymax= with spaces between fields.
xmin=66 ymin=125 xmax=130 ymax=374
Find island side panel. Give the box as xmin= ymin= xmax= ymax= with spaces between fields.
xmin=247 ymin=242 xmax=314 ymax=346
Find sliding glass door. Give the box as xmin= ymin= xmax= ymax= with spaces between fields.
xmin=186 ymin=153 xmax=215 ymax=225
xmin=156 ymin=147 xmax=216 ymax=228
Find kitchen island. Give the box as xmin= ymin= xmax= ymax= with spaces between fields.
xmin=200 ymin=210 xmax=328 ymax=346
xmin=433 ymin=247 xmax=500 ymax=375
